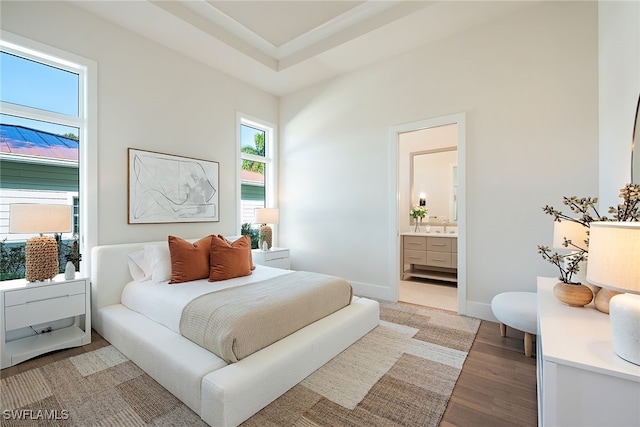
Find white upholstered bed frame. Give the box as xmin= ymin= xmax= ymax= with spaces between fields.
xmin=90 ymin=241 xmax=380 ymax=427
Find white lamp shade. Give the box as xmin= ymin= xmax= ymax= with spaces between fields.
xmin=254 ymin=208 xmax=279 ymax=225
xmin=553 ymin=220 xmax=588 ymax=250
xmin=586 ymin=222 xmax=640 ymax=293
xmin=9 ymin=204 xmax=72 ymax=234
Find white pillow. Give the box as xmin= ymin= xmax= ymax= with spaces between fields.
xmin=127 ymin=249 xmax=150 ymax=282
xmin=144 ymin=243 xmax=171 ymax=282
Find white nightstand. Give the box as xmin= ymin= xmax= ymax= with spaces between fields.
xmin=252 ymin=247 xmax=290 ymax=270
xmin=1 ymin=274 xmax=91 ymax=369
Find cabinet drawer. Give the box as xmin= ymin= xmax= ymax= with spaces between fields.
xmin=4 ymin=281 xmax=85 ymax=307
xmin=404 ymin=236 xmax=427 ymax=250
xmin=404 ymin=250 xmax=427 ymax=265
xmin=260 ymin=250 xmax=289 ymax=262
xmin=265 ymin=258 xmax=290 ymax=270
xmin=426 ymin=251 xmax=452 ymax=268
xmin=5 ymin=293 xmax=85 ymax=331
xmin=426 ymin=237 xmax=452 ymax=252
xmin=452 ymin=238 xmax=458 ymax=253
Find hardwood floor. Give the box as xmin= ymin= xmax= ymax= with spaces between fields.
xmin=2 ymin=322 xmax=538 ymax=427
xmin=442 ymin=320 xmax=538 ymax=427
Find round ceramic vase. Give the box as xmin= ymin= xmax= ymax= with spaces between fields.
xmin=553 ymin=282 xmax=593 ymax=307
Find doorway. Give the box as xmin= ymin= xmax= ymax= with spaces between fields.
xmin=389 ymin=113 xmax=466 ymax=314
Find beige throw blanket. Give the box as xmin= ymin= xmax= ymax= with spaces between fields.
xmin=179 ymin=271 xmax=353 ymax=363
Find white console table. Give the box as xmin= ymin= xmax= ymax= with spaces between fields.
xmin=537 ymin=277 xmax=640 ymax=426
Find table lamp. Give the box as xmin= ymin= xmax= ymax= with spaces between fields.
xmin=586 ymin=222 xmax=640 ymax=365
xmin=254 ymin=208 xmax=279 ymax=250
xmin=9 ymin=203 xmax=72 ymax=281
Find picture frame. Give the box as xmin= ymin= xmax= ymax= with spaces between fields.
xmin=128 ymin=148 xmax=219 ymax=224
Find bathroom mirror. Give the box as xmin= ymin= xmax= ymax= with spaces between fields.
xmin=632 ymin=94 xmax=639 ymax=184
xmin=411 ymin=147 xmax=458 ymax=222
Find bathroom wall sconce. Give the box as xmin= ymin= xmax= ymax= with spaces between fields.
xmin=419 ymin=193 xmax=426 ymax=206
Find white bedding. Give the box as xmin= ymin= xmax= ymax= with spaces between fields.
xmin=121 ymin=265 xmax=292 ymax=333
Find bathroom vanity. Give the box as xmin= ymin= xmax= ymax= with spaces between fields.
xmin=401 ymin=232 xmax=458 ymax=283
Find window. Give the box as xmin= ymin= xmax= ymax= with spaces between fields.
xmin=238 ymin=115 xmax=276 ymax=245
xmin=0 ymin=32 xmax=96 ymax=280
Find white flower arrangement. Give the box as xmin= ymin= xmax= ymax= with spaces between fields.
xmin=410 ymin=204 xmax=428 ymax=219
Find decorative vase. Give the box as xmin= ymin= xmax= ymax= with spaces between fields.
xmin=64 ymin=261 xmax=76 ymax=280
xmin=553 ymin=282 xmax=593 ymax=307
xmin=584 ymin=283 xmax=601 ymax=298
xmin=413 ymin=217 xmax=420 ymax=232
xmin=594 ymin=288 xmax=622 ymax=314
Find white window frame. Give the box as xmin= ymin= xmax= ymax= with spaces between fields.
xmin=236 ymin=113 xmax=277 ymax=234
xmin=0 ymin=31 xmax=98 ymax=275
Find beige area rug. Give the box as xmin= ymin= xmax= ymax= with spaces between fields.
xmin=1 ymin=302 xmax=480 ymax=427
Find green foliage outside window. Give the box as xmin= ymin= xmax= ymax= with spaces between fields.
xmin=0 ymin=237 xmax=81 ymax=281
xmin=241 ymin=132 xmax=265 ymax=174
xmin=1 ymin=239 xmax=25 ymax=280
xmin=240 ymin=223 xmax=259 ymax=249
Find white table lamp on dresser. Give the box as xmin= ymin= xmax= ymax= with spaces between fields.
xmin=254 ymin=208 xmax=279 ymax=250
xmin=587 ymin=222 xmax=640 ymax=365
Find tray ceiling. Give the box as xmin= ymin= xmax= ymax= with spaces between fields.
xmin=71 ymin=0 xmax=534 ymax=96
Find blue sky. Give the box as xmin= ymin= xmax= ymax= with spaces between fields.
xmin=240 ymin=124 xmax=263 ymax=151
xmin=1 ymin=51 xmax=79 ymax=136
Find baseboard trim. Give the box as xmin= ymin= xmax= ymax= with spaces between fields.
xmin=465 ymin=301 xmax=498 ymax=322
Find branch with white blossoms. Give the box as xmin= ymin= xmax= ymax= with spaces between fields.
xmin=537 ymin=245 xmax=587 ymax=284
xmin=538 ymin=183 xmax=639 ymax=283
xmin=542 ymin=196 xmax=605 ymax=228
xmin=542 ymin=183 xmax=640 ymax=226
xmin=608 ymin=183 xmax=640 ymax=221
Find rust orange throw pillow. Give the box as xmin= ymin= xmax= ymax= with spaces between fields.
xmin=168 ymin=235 xmax=212 ymax=284
xmin=217 ymin=235 xmax=256 ymax=270
xmin=209 ymin=235 xmax=253 ymax=282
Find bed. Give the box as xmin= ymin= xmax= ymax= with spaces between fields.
xmin=90 ymin=238 xmax=380 ymax=427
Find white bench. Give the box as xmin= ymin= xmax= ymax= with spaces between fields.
xmin=491 ymin=292 xmax=538 ymax=357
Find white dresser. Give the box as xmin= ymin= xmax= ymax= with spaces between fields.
xmin=1 ymin=274 xmax=91 ymax=368
xmin=537 ymin=277 xmax=640 ymax=426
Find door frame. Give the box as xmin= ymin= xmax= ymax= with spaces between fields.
xmin=388 ymin=112 xmax=467 ymax=314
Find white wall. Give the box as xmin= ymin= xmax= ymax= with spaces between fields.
xmin=280 ymin=1 xmax=599 ymax=319
xmin=598 ymin=0 xmax=640 ymax=207
xmin=2 ymin=1 xmax=611 ymax=322
xmin=1 ymin=1 xmax=278 ymax=246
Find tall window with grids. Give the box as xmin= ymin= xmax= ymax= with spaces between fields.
xmin=0 ymin=41 xmax=86 ymax=279
xmin=239 ymin=117 xmax=275 ymax=246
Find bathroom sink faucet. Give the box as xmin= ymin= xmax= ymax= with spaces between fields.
xmin=442 ymin=218 xmax=448 ymax=233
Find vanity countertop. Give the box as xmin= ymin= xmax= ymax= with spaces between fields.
xmin=402 ymin=231 xmax=458 ymax=238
